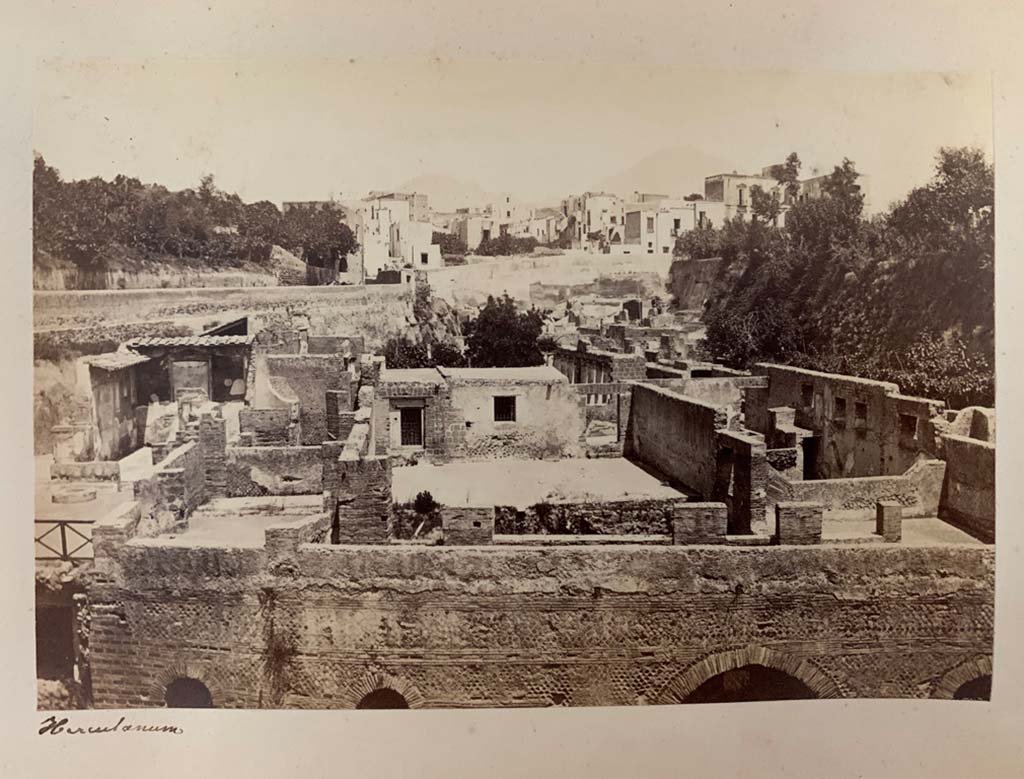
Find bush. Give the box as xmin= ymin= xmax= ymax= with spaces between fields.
xmin=413 ymin=490 xmax=440 ymax=515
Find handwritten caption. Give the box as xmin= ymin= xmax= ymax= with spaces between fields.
xmin=39 ymin=715 xmax=184 ymax=736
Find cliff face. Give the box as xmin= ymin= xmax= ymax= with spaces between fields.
xmin=667 ymin=257 xmax=724 ymax=312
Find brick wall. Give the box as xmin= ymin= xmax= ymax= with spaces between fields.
xmin=330 ymin=455 xmax=391 ymax=543
xmin=199 ymin=414 xmax=226 ymax=497
xmin=85 ymin=540 xmax=994 ymax=708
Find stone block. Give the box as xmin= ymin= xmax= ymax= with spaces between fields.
xmin=876 ymin=500 xmax=902 ymax=542
xmin=774 ymin=501 xmax=823 ymax=545
xmin=672 ymin=502 xmax=727 ymax=544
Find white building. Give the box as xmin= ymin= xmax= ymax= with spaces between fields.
xmin=356 ymin=193 xmax=441 ymax=278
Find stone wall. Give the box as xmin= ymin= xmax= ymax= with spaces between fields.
xmin=716 ymin=429 xmax=767 ymax=534
xmin=494 ymin=497 xmax=690 ymax=535
xmin=939 ymin=434 xmax=995 ymax=542
xmin=449 ymin=381 xmax=584 ymax=460
xmin=330 ymin=455 xmax=391 ymax=544
xmin=751 ymin=364 xmax=945 ymax=479
xmin=263 ymin=355 xmax=350 ymax=445
xmin=625 ymin=383 xmax=727 ymax=496
xmin=225 ymin=446 xmax=324 ymax=497
xmin=85 ymin=537 xmax=994 ymax=708
xmin=774 ymin=459 xmax=947 ymax=521
xmin=131 ymin=441 xmax=206 ymax=536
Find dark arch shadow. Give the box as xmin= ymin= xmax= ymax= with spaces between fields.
xmin=683 ymin=664 xmax=817 ymax=704
xmin=165 ymin=677 xmax=214 ymax=708
xmin=356 ymin=687 xmax=410 ymax=710
xmin=953 ymin=675 xmax=992 ymax=701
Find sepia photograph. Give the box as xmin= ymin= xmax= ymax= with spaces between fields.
xmin=28 ymin=60 xmax=997 ymax=714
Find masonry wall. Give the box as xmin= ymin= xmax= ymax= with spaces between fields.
xmin=85 ymin=540 xmax=994 ymax=709
xmin=752 ymin=364 xmax=944 ymax=479
xmin=939 ymin=434 xmax=995 ymax=542
xmin=374 ymin=381 xmax=456 ymax=460
xmin=239 ymin=408 xmax=296 ymax=446
xmin=449 ymin=381 xmax=584 ymax=460
xmin=263 ymin=355 xmax=350 ymax=445
xmin=625 ymin=383 xmax=727 ymax=496
xmin=225 ymin=446 xmax=324 ymax=497
xmin=551 ymin=347 xmax=646 ymax=384
xmin=771 ymin=459 xmax=947 ymax=521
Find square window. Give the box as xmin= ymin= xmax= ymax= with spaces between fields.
xmin=494 ymin=396 xmax=517 ymax=422
xmin=834 ymin=397 xmax=847 ymax=418
xmin=854 ymin=401 xmax=868 ymax=421
xmin=899 ymin=413 xmax=918 ymax=437
xmin=800 ymin=383 xmax=813 ymax=407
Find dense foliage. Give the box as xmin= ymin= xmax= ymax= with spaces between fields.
xmin=381 ymin=336 xmax=466 ymax=369
xmin=677 ymin=147 xmax=994 ymax=408
xmin=432 ymin=231 xmax=468 ymax=256
xmin=476 ymin=234 xmax=539 ymax=256
xmin=464 ymin=294 xmax=546 ymax=367
xmin=32 ymin=155 xmax=357 ymax=270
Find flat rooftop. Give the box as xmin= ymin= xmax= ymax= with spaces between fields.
xmin=392 ymin=457 xmax=690 ymax=509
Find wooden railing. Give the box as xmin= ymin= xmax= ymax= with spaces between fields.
xmin=35 ymin=520 xmax=93 ymax=562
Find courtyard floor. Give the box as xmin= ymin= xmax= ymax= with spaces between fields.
xmin=391 ymin=457 xmax=690 ymax=508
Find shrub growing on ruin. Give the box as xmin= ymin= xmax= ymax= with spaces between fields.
xmin=413 ymin=490 xmax=440 ymax=515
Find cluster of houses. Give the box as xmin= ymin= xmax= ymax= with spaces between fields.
xmin=281 ymin=164 xmax=871 ymax=283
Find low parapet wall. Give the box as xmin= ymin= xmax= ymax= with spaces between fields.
xmin=770 ymin=459 xmax=946 ymax=521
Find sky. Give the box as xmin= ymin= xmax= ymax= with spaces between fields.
xmin=33 ymin=60 xmax=993 ymax=214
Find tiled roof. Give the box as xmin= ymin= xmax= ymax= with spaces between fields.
xmin=83 ymin=351 xmax=151 ymax=371
xmin=125 ymin=335 xmax=255 ymax=348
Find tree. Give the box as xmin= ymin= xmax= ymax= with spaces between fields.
xmin=280 ymin=205 xmax=358 ymax=269
xmin=381 ymin=335 xmax=465 ymax=369
xmin=769 ymin=152 xmax=802 ymax=202
xmin=464 ymin=294 xmax=546 ymax=367
xmin=692 ymin=146 xmax=993 ymax=407
xmin=683 ymin=193 xmax=705 ymax=201
xmin=750 ymin=185 xmax=781 ymax=225
xmin=432 ymin=231 xmax=468 ymax=256
xmin=476 ymin=234 xmax=538 ymax=256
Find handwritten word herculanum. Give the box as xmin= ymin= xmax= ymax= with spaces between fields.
xmin=39 ymin=716 xmax=183 ymax=736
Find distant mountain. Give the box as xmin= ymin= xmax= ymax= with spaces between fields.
xmin=591 ymin=146 xmax=733 ymax=200
xmin=395 ymin=174 xmax=493 ymax=212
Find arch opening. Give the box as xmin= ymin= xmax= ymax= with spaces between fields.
xmin=683 ymin=664 xmax=817 ymax=704
xmin=165 ymin=677 xmax=213 ymax=708
xmin=356 ymin=687 xmax=409 ymax=710
xmin=953 ymin=675 xmax=992 ymax=701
